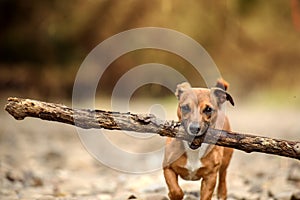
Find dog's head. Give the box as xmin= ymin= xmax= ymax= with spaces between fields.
xmin=175 ymin=79 xmax=234 ymax=143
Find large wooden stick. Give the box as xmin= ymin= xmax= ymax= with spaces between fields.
xmin=4 ymin=97 xmax=300 ymax=160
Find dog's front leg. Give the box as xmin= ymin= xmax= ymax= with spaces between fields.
xmin=163 ymin=167 xmax=184 ymax=200
xmin=200 ymin=173 xmax=218 ymax=200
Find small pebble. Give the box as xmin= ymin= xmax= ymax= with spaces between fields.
xmin=128 ymin=194 xmax=138 ymax=199
xmin=291 ymin=191 xmax=300 ymax=200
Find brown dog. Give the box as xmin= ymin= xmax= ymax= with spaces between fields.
xmin=163 ymin=79 xmax=234 ymax=200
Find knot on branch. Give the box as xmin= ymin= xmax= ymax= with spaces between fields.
xmin=166 ymin=121 xmax=181 ymax=131
xmin=294 ymin=143 xmax=300 ymax=154
xmin=135 ymin=113 xmax=165 ymax=126
xmin=136 ymin=114 xmax=155 ymax=124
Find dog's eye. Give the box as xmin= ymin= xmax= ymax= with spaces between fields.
xmin=181 ymin=104 xmax=191 ymax=113
xmin=203 ymin=106 xmax=213 ymax=114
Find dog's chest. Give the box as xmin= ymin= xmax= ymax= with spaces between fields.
xmin=183 ymin=143 xmax=210 ymax=180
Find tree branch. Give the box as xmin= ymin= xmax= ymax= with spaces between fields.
xmin=4 ymin=97 xmax=300 ymax=160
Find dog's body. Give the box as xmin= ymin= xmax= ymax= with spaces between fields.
xmin=163 ymin=79 xmax=234 ymax=200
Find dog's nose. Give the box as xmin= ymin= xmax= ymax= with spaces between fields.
xmin=188 ymin=122 xmax=201 ymax=135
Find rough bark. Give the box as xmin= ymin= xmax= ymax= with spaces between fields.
xmin=4 ymin=97 xmax=300 ymax=160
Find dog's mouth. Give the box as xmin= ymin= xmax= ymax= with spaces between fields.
xmin=186 ymin=123 xmax=209 ymax=150
xmin=181 ymin=121 xmax=210 ymax=150
xmin=188 ymin=141 xmax=201 ymax=150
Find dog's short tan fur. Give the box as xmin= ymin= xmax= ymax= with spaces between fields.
xmin=163 ymin=79 xmax=234 ymax=200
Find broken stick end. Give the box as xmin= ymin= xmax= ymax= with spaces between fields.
xmin=4 ymin=97 xmax=26 ymax=120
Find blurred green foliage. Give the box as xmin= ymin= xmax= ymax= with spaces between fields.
xmin=0 ymin=0 xmax=300 ymax=101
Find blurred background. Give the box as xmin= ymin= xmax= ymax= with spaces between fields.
xmin=1 ymin=1 xmax=300 ymax=200
xmin=1 ymin=0 xmax=300 ymax=104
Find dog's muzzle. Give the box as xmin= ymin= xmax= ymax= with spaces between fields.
xmin=186 ymin=122 xmax=209 ymax=136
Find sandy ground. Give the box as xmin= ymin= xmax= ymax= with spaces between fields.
xmin=1 ymin=98 xmax=300 ymax=200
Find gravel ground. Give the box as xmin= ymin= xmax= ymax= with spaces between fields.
xmin=1 ymin=100 xmax=300 ymax=200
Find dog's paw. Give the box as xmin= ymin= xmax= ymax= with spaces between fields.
xmin=168 ymin=188 xmax=184 ymax=200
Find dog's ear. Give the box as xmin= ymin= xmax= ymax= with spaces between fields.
xmin=175 ymin=82 xmax=191 ymax=99
xmin=215 ymin=78 xmax=229 ymax=91
xmin=211 ymin=88 xmax=235 ymax=106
